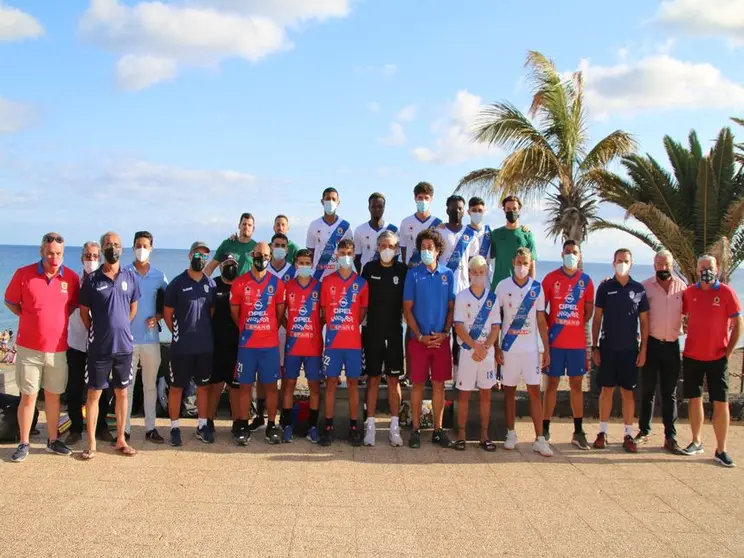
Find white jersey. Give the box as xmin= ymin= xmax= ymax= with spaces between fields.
xmin=354 ymin=220 xmax=399 ymax=268
xmin=267 ymin=261 xmax=295 ymax=283
xmin=305 ymin=216 xmax=353 ymax=279
xmin=454 ymin=288 xmax=500 ymax=350
xmin=468 ymin=224 xmax=493 ymax=280
xmin=399 ymin=213 xmax=443 ymax=265
xmin=495 ymin=276 xmax=545 ymax=353
xmin=440 ymin=225 xmax=479 ymax=293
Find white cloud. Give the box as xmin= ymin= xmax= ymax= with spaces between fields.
xmin=206 ymin=0 xmax=351 ymax=25
xmin=354 ymin=63 xmax=397 ymax=77
xmin=655 ymin=0 xmax=744 ymax=46
xmin=367 ymin=101 xmax=380 ymax=113
xmin=0 ymin=2 xmax=44 ymax=42
xmin=579 ymin=54 xmax=744 ymax=119
xmin=395 ymin=104 xmax=417 ymax=122
xmin=116 ymin=54 xmax=178 ymax=91
xmin=379 ymin=122 xmax=406 ymax=146
xmin=412 ymin=90 xmax=492 ymax=164
xmin=0 ymin=97 xmax=34 ymax=133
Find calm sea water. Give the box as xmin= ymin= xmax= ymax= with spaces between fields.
xmin=2 ymin=244 xmax=743 ymax=343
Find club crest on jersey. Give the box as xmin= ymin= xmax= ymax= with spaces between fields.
xmin=289 ymin=292 xmax=296 ymax=301
xmin=713 ymin=296 xmax=721 ymax=306
xmin=122 ymin=280 xmax=128 ymax=292
xmin=337 ymin=227 xmax=344 ymax=234
xmin=530 ymin=290 xmax=536 ymax=298
xmin=393 ymin=276 xmax=399 ymax=285
xmin=60 ymin=281 xmax=68 ymax=293
xmin=486 ymin=299 xmax=493 ymax=308
xmin=284 ymin=274 xmax=290 ymax=282
xmin=441 ymin=275 xmax=448 ymax=283
xmin=578 ymin=280 xmax=585 ymax=287
xmin=203 ymin=284 xmax=209 ymax=293
xmin=554 ymin=281 xmax=561 ymax=295
xmin=463 ymin=234 xmax=469 ymax=241
xmin=268 ymin=285 xmax=275 ymax=295
xmin=311 ymin=291 xmax=319 ymax=300
xmin=352 ymin=282 xmax=359 ymax=292
xmin=244 ymin=286 xmax=251 ymax=296
xmin=330 ymin=285 xmax=336 ymax=295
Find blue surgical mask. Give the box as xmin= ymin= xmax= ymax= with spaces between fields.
xmin=416 ymin=200 xmax=430 ymax=214
xmin=296 ymin=265 xmax=313 ymax=278
xmin=421 ymin=250 xmax=435 ymax=266
xmin=470 ymin=212 xmax=484 ymax=226
xmin=323 ymin=200 xmax=338 ymax=215
xmin=338 ymin=255 xmax=354 ymax=269
xmin=273 ymin=247 xmax=287 ymax=261
xmin=563 ymin=254 xmax=579 ymax=270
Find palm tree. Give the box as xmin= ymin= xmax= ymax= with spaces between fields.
xmin=590 ymin=128 xmax=744 ymax=284
xmin=457 ymin=50 xmax=637 ymax=243
xmin=733 ymin=117 xmax=744 ymax=165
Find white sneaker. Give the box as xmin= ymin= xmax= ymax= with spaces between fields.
xmin=389 ymin=426 xmax=403 ymax=447
xmin=363 ymin=419 xmax=376 ymax=446
xmin=504 ymin=430 xmax=517 ymax=450
xmin=533 ymin=437 xmax=553 ymax=457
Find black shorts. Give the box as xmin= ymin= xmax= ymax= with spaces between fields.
xmin=683 ymin=356 xmax=728 ymax=402
xmin=86 ymin=352 xmax=133 ymax=390
xmin=363 ymin=327 xmax=404 ymax=377
xmin=598 ymin=348 xmax=638 ymax=391
xmin=211 ymin=346 xmax=239 ymax=388
xmin=169 ymin=353 xmax=213 ymax=389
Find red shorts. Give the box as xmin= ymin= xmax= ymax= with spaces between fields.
xmin=406 ymin=338 xmax=452 ymax=384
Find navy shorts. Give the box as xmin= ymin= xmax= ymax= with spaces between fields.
xmin=598 ymin=348 xmax=638 ymax=391
xmin=547 ymin=348 xmax=586 ymax=378
xmin=86 ymin=353 xmax=133 ymax=390
xmin=211 ymin=347 xmax=239 ymax=389
xmin=362 ymin=327 xmax=404 ymax=377
xmin=236 ymin=347 xmax=280 ymax=385
xmin=284 ymin=355 xmax=322 ymax=382
xmin=169 ymin=353 xmax=213 ymax=389
xmin=323 ymin=348 xmax=363 ymax=379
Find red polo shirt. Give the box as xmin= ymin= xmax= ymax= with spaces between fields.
xmin=682 ymin=281 xmax=741 ymax=361
xmin=4 ymin=262 xmax=80 ymax=353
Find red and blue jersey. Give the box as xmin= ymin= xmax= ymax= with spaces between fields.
xmin=542 ymin=268 xmax=594 ymax=350
xmin=321 ymin=272 xmax=368 ymax=350
xmin=285 ymin=278 xmax=323 ymax=357
xmin=230 ymin=272 xmax=286 ymax=349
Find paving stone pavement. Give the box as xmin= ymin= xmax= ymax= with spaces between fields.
xmin=1 ymin=416 xmax=744 ymax=557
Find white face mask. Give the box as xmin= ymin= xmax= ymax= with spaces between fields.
xmin=470 ymin=275 xmax=487 ymax=288
xmin=379 ymin=248 xmax=395 ymax=263
xmin=323 ymin=200 xmax=338 ymax=215
xmin=514 ymin=265 xmax=529 ymax=279
xmin=614 ymin=262 xmax=630 ymax=277
xmin=83 ymin=260 xmax=99 ymax=274
xmin=470 ymin=212 xmax=484 ymax=226
xmin=135 ymin=248 xmax=150 ymax=263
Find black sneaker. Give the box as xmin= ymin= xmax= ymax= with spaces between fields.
xmin=207 ymin=419 xmax=215 ymax=432
xmin=409 ymin=429 xmax=421 ymax=449
xmin=11 ymin=443 xmax=30 ymax=462
xmin=432 ymin=429 xmax=453 ymax=449
xmin=46 ymin=439 xmax=72 ymax=456
xmin=682 ymin=442 xmax=704 ymax=456
xmin=234 ymin=427 xmax=250 ymax=446
xmin=572 ymin=431 xmax=591 ymax=450
xmin=265 ymin=425 xmax=282 ymax=445
xmin=714 ymin=450 xmax=736 ymax=468
xmin=170 ymin=427 xmax=183 ymax=447
xmin=248 ymin=416 xmax=265 ymax=432
xmin=145 ymin=429 xmax=165 ymax=444
xmin=319 ymin=426 xmax=334 ymax=447
xmin=196 ymin=426 xmax=214 ymax=444
xmin=349 ymin=426 xmax=362 ymax=447
xmin=664 ymin=438 xmax=684 ymax=455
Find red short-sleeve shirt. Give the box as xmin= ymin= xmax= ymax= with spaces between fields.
xmin=683 ymin=281 xmax=741 ymax=361
xmin=4 ymin=262 xmax=80 ymax=353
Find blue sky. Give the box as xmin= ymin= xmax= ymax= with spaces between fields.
xmin=1 ymin=0 xmax=743 ymax=263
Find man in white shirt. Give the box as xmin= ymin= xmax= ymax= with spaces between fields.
xmin=440 ymin=195 xmax=479 ymax=294
xmin=466 ymin=196 xmax=492 ymax=277
xmin=306 ymin=187 xmax=353 ymax=280
xmin=354 ymin=192 xmax=398 ymax=272
xmin=399 ymin=181 xmax=442 ymax=267
xmin=495 ymin=247 xmax=552 ymax=457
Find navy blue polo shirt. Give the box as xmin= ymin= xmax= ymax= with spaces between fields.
xmin=595 ymin=276 xmax=649 ymax=351
xmin=403 ymin=263 xmax=456 ymax=336
xmin=79 ymin=267 xmax=141 ymax=356
xmin=164 ymin=271 xmax=216 ymax=355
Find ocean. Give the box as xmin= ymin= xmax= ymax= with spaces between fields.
xmin=2 ymin=244 xmax=744 ymax=343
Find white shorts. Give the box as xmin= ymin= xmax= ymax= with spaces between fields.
xmin=501 ymin=350 xmax=540 ymax=387
xmin=279 ymin=327 xmax=286 ymax=366
xmin=456 ymin=348 xmax=497 ymax=391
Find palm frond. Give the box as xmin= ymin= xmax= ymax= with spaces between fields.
xmin=473 ymin=103 xmax=557 ymax=159
xmin=495 ymin=144 xmax=560 ymax=204
xmin=710 ymin=128 xmax=735 ymax=225
xmin=694 ymin=158 xmax=719 ymax=254
xmin=719 ymin=197 xmax=744 ymax=239
xmin=590 ymin=219 xmax=663 ymax=252
xmin=456 ymin=168 xmax=500 ymax=196
xmin=580 ymin=130 xmax=637 ymax=170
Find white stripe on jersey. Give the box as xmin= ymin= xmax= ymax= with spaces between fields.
xmin=305 ymin=216 xmax=354 ymax=279
xmin=495 ymin=276 xmax=546 ymax=353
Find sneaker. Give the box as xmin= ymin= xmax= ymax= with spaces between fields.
xmin=504 ymin=431 xmax=517 ymax=450
xmin=207 ymin=419 xmax=215 ymax=432
xmin=593 ymin=432 xmax=607 ymax=450
xmin=681 ymin=442 xmax=704 ymax=456
xmin=65 ymin=431 xmax=83 ymax=446
xmin=623 ymin=435 xmax=638 ymax=453
xmin=389 ymin=427 xmax=403 ymax=447
xmin=145 ymin=429 xmax=165 ymax=444
xmin=363 ymin=420 xmax=376 ymax=447
xmin=11 ymin=443 xmax=30 ymax=463
xmin=265 ymin=425 xmax=282 ymax=445
xmin=572 ymin=431 xmax=591 ymax=450
xmin=282 ymin=425 xmax=294 ymax=444
xmin=319 ymin=426 xmax=334 ymax=447
xmin=409 ymin=429 xmax=421 ymax=449
xmin=248 ymin=416 xmax=265 ymax=432
xmin=714 ymin=450 xmax=736 ymax=468
xmin=533 ymin=437 xmax=553 ymax=457
xmin=664 ymin=438 xmax=684 ymax=455
xmin=306 ymin=426 xmax=320 ymax=444
xmin=234 ymin=426 xmax=250 ymax=446
xmin=634 ymin=431 xmax=650 ymax=445
xmin=196 ymin=426 xmax=211 ymax=444
xmin=170 ymin=428 xmax=183 ymax=447
xmin=349 ymin=426 xmax=363 ymax=447
xmin=432 ymin=429 xmax=453 ymax=449
xmin=46 ymin=439 xmax=72 ymax=456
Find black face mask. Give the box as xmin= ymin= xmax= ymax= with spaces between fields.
xmin=253 ymin=258 xmax=268 ymax=272
xmin=701 ymin=269 xmax=716 ymax=284
xmin=103 ymin=247 xmax=120 ymax=264
xmin=656 ymin=270 xmax=671 ymax=281
xmin=190 ymin=256 xmax=206 ymax=272
xmin=222 ymin=265 xmax=238 ymax=281
xmin=505 ymin=211 xmax=519 ymax=224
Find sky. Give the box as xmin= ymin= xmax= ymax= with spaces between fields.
xmin=0 ymin=0 xmax=743 ymax=263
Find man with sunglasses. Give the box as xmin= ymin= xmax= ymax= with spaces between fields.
xmin=5 ymin=232 xmax=80 ymax=462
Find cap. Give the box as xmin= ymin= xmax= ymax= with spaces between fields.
xmin=221 ymin=253 xmax=238 ymax=265
xmin=189 ymin=241 xmax=210 ymax=253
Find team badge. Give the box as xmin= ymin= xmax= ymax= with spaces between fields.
xmin=713 ymin=296 xmax=721 ymax=306
xmin=330 ymin=285 xmax=336 ymax=294
xmin=203 ymin=284 xmax=209 ymax=293
xmin=441 ymin=275 xmax=447 ymax=283
xmin=578 ymin=280 xmax=585 ymax=287
xmin=463 ymin=234 xmax=469 ymax=241
xmin=268 ymin=285 xmax=275 ymax=295
xmin=337 ymin=227 xmax=344 ymax=235
xmin=60 ymin=281 xmax=68 ymax=294
xmin=244 ymin=286 xmax=251 ymax=296
xmin=284 ymin=274 xmax=290 ymax=282
xmin=122 ymin=280 xmax=128 ymax=292
xmin=486 ymin=300 xmax=493 ymax=308
xmin=393 ymin=276 xmax=399 ymax=285
xmin=352 ymin=282 xmax=359 ymax=292
xmin=289 ymin=292 xmax=295 ymax=301
xmin=312 ymin=291 xmax=319 ymax=300
xmin=529 ymin=290 xmax=536 ymax=298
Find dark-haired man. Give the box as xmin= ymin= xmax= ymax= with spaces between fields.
xmin=354 ymin=192 xmax=399 ymax=272
xmin=440 ymin=194 xmax=479 ymax=294
xmin=306 ymin=187 xmax=353 ymax=280
xmin=274 ymin=215 xmax=299 ymax=264
xmin=399 ymin=181 xmax=442 ymax=267
xmin=205 ymin=213 xmax=257 ymax=277
xmin=467 ymin=197 xmax=492 ymax=278
xmin=490 ymin=195 xmax=536 ymax=288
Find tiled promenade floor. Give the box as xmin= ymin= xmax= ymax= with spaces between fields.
xmin=1 ymin=416 xmax=744 ymax=557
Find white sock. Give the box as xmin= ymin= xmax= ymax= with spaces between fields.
xmin=171 ymin=420 xmax=180 ymax=429
xmin=508 ymin=429 xmax=516 ymax=436
xmin=624 ymin=424 xmax=633 ymax=437
xmin=537 ymin=436 xmax=545 ymax=442
xmin=366 ymin=417 xmax=374 ymax=425
xmin=390 ymin=416 xmax=399 ymax=429
xmin=198 ymin=418 xmax=207 ymax=428
xmin=600 ymin=422 xmax=608 ymax=434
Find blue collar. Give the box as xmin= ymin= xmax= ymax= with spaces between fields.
xmin=695 ymin=280 xmax=721 ymax=291
xmin=413 ymin=213 xmax=431 ymax=224
xmin=37 ymin=260 xmax=64 ymax=277
xmin=469 ymin=286 xmax=486 ymax=300
xmin=511 ymin=276 xmax=530 ymax=288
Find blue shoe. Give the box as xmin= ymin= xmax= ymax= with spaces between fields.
xmin=170 ymin=428 xmax=183 ymax=447
xmin=306 ymin=426 xmax=319 ymax=444
xmin=46 ymin=439 xmax=72 ymax=456
xmin=282 ymin=425 xmax=294 ymax=443
xmin=11 ymin=443 xmax=30 ymax=463
xmin=196 ymin=426 xmax=212 ymax=444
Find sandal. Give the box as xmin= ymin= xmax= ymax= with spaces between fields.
xmin=80 ymin=449 xmax=96 ymax=460
xmin=480 ymin=440 xmax=497 ymax=452
xmin=114 ymin=445 xmax=137 ymax=457
xmin=453 ymin=439 xmax=467 ymax=451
